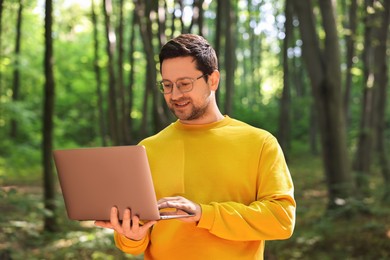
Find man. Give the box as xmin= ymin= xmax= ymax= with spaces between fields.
xmin=95 ymin=34 xmax=296 ymax=259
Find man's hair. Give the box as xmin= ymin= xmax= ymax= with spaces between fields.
xmin=159 ymin=34 xmax=218 ymax=77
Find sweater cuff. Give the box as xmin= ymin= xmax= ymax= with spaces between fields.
xmin=197 ymin=204 xmax=215 ymax=230
xmin=114 ymin=231 xmax=148 ymax=254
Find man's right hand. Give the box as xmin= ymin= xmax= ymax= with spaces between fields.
xmin=95 ymin=207 xmax=156 ymax=241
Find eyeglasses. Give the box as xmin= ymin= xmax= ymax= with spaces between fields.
xmin=157 ymin=74 xmax=207 ymax=94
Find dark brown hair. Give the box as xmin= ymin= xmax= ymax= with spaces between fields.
xmin=159 ymin=34 xmax=218 ymax=78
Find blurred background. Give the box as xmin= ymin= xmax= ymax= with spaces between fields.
xmin=0 ymin=0 xmax=389 ymax=259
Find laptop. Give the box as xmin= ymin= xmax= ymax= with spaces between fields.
xmin=53 ymin=145 xmax=193 ymax=221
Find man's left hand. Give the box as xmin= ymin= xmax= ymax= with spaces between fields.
xmin=157 ymin=196 xmax=202 ymax=223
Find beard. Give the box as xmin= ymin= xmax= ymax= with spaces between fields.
xmin=169 ymin=97 xmax=210 ymax=121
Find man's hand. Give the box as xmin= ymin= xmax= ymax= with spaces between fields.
xmin=157 ymin=196 xmax=202 ymax=223
xmin=95 ymin=207 xmax=156 ymax=241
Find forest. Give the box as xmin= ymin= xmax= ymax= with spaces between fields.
xmin=0 ymin=0 xmax=389 ymax=259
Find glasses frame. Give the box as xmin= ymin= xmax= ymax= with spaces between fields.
xmin=157 ymin=74 xmax=207 ymax=94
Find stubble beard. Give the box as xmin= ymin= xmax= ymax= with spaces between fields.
xmin=170 ymin=98 xmax=210 ymax=121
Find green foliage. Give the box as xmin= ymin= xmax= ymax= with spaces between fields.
xmin=233 ymin=96 xmax=281 ymax=135
xmin=265 ymin=154 xmax=390 ymax=260
xmin=1 ymin=154 xmax=389 ymax=259
xmin=0 ymin=0 xmax=389 ymax=258
xmin=0 ymin=139 xmax=42 ymax=184
xmin=0 ymin=185 xmax=141 ymax=260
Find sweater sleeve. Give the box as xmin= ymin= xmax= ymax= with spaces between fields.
xmin=197 ymin=135 xmax=296 ymax=241
xmin=114 ymin=231 xmax=150 ymax=255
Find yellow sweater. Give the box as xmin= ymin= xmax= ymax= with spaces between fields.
xmin=114 ymin=116 xmax=296 ymax=259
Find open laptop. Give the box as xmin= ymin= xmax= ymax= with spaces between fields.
xmin=53 ymin=145 xmax=193 ymax=221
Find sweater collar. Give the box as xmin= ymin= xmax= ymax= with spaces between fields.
xmin=173 ymin=115 xmax=231 ymax=131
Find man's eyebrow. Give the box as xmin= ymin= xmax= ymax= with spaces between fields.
xmin=161 ymin=76 xmax=197 ymax=81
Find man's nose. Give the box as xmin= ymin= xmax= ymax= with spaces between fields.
xmin=170 ymin=84 xmax=183 ymax=99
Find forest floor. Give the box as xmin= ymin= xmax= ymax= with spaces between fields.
xmin=1 ymin=154 xmax=389 ymax=260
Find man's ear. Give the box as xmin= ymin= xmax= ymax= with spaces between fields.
xmin=208 ymin=70 xmax=220 ymax=91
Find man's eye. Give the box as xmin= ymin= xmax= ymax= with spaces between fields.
xmin=178 ymin=81 xmax=191 ymax=87
xmin=163 ymin=83 xmax=173 ymax=88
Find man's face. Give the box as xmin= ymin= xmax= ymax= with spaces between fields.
xmin=161 ymin=56 xmax=213 ymax=124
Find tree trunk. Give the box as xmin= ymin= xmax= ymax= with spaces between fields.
xmin=292 ymin=0 xmax=355 ymax=209
xmin=177 ymin=0 xmax=186 ymax=33
xmin=103 ymin=0 xmax=119 ymax=145
xmin=154 ymin=3 xmax=172 ymax=120
xmin=343 ymin=0 xmax=358 ymax=128
xmin=91 ymin=0 xmax=107 ymax=146
xmin=309 ymin=104 xmax=318 ymax=155
xmin=135 ymin=0 xmax=169 ymax=137
xmin=224 ymin=0 xmax=235 ymax=115
xmin=170 ymin=2 xmax=176 ymax=38
xmin=215 ymin=0 xmax=225 ymax=106
xmin=126 ymin=13 xmax=137 ymax=143
xmin=197 ymin=0 xmax=205 ymax=35
xmin=189 ymin=0 xmax=204 ymax=35
xmin=43 ymin=0 xmax=56 ymax=232
xmin=278 ymin=0 xmax=293 ymax=156
xmin=135 ymin=0 xmax=152 ymax=138
xmin=157 ymin=1 xmax=167 ymax=45
xmin=373 ymin=1 xmax=390 ymax=202
xmin=117 ymin=0 xmax=130 ymax=144
xmin=246 ymin=0 xmax=259 ymax=103
xmin=0 ymin=0 xmax=4 ymax=99
xmin=10 ymin=0 xmax=23 ymax=139
xmin=353 ymin=0 xmax=382 ymax=195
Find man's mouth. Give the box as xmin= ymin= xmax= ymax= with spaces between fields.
xmin=172 ymin=100 xmax=190 ymax=108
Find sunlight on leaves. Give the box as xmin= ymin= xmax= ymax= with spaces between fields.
xmin=92 ymin=251 xmax=115 ymax=260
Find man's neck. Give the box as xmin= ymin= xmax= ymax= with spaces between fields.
xmin=179 ymin=111 xmax=224 ymax=125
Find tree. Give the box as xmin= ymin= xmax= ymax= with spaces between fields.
xmin=223 ymin=0 xmax=236 ymax=115
xmin=126 ymin=12 xmax=137 ymax=143
xmin=135 ymin=0 xmax=169 ymax=136
xmin=278 ymin=0 xmax=293 ymax=155
xmin=342 ymin=0 xmax=358 ymax=127
xmin=10 ymin=0 xmax=23 ymax=139
xmin=91 ymin=0 xmax=107 ymax=146
xmin=353 ymin=0 xmax=390 ymax=199
xmin=353 ymin=0 xmax=389 ymax=195
xmin=103 ymin=0 xmax=119 ymax=145
xmin=190 ymin=0 xmax=205 ymax=35
xmin=376 ymin=1 xmax=390 ymax=202
xmin=117 ymin=0 xmax=130 ymax=144
xmin=214 ymin=0 xmax=225 ymax=105
xmin=245 ymin=0 xmax=262 ymax=107
xmin=43 ymin=0 xmax=56 ymax=232
xmin=0 ymin=0 xmax=4 ymax=98
xmin=292 ymin=0 xmax=355 ymax=209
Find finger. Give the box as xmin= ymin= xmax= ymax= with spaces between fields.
xmin=131 ymin=214 xmax=141 ymax=230
xmin=162 ymin=201 xmax=196 ymax=215
xmin=122 ymin=208 xmax=131 ymax=231
xmin=157 ymin=196 xmax=181 ymax=204
xmin=94 ymin=220 xmax=103 ymax=227
xmin=159 ymin=210 xmax=181 ymax=216
xmin=110 ymin=207 xmax=121 ymax=229
xmin=142 ymin=220 xmax=157 ymax=230
xmin=158 ymin=199 xmax=181 ymax=209
xmin=157 ymin=201 xmax=169 ymax=209
xmin=94 ymin=220 xmax=113 ymax=229
xmin=157 ymin=198 xmax=170 ymax=205
xmin=158 ymin=200 xmax=182 ymax=209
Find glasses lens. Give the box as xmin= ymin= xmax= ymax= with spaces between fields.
xmin=177 ymin=79 xmax=193 ymax=93
xmin=160 ymin=80 xmax=173 ymax=93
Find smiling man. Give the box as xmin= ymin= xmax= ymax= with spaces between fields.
xmin=95 ymin=34 xmax=296 ymax=260
xmin=161 ymin=58 xmax=222 ymax=124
